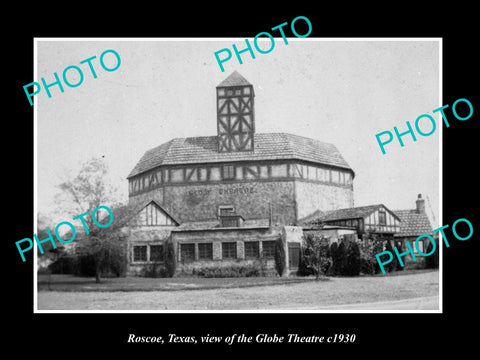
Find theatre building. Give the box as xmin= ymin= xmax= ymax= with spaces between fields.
xmin=125 ymin=71 xmax=355 ymax=276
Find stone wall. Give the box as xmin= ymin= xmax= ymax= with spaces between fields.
xmin=129 ymin=180 xmax=297 ymax=225
xmin=294 ymin=180 xmax=354 ymax=221
xmin=171 ymin=227 xmax=282 ymax=275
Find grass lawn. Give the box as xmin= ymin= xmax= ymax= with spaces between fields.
xmin=36 ymin=269 xmax=440 ymax=311
xmin=37 ymin=273 xmax=322 ymax=292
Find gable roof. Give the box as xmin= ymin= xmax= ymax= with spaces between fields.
xmin=393 ymin=209 xmax=433 ymax=237
xmin=217 ymin=71 xmax=252 ymax=87
xmin=135 ymin=200 xmax=180 ymax=225
xmin=128 ymin=132 xmax=353 ymax=178
xmin=299 ymin=204 xmax=400 ymax=225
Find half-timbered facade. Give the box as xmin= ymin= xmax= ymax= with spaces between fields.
xmin=126 ymin=71 xmax=356 ymax=275
xmin=300 ymin=204 xmax=401 ymax=242
xmin=216 ymin=71 xmax=255 ymax=152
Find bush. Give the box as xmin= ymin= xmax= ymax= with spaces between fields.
xmin=383 ymin=241 xmax=396 ymax=273
xmin=195 ymin=264 xmax=261 ymax=278
xmin=298 ymin=233 xmax=331 ymax=278
xmin=329 ymin=242 xmax=339 ymax=275
xmin=425 ymin=241 xmax=439 ymax=269
xmin=103 ymin=246 xmax=127 ymax=277
xmin=74 ymin=254 xmax=97 ymax=277
xmin=330 ymin=241 xmax=348 ymax=276
xmin=345 ymin=241 xmax=361 ymax=276
xmin=48 ymin=256 xmax=76 ymax=274
xmin=142 ymin=263 xmax=168 ymax=278
xmin=274 ymin=236 xmax=286 ymax=276
xmin=165 ymin=240 xmax=176 ymax=277
xmin=359 ymin=241 xmax=378 ymax=275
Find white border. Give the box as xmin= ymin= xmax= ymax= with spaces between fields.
xmin=33 ymin=37 xmax=443 ymax=314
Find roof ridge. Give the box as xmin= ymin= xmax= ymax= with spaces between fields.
xmin=128 ymin=132 xmax=354 ymax=178
xmin=217 ymin=71 xmax=252 ymax=87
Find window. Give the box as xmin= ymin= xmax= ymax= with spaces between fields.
xmin=180 ymin=244 xmax=195 ymax=262
xmin=198 ymin=243 xmax=213 ymax=260
xmin=219 ymin=205 xmax=234 ymax=216
xmin=416 ymin=239 xmax=424 ymax=253
xmin=222 ymin=165 xmax=235 ymax=180
xmin=245 ymin=241 xmax=259 ymax=259
xmin=378 ymin=210 xmax=387 ymax=225
xmin=150 ymin=245 xmax=164 ymax=262
xmin=133 ymin=245 xmax=147 ymax=262
xmin=220 ymin=217 xmax=240 ymax=227
xmin=262 ymin=241 xmax=276 ymax=258
xmin=222 ymin=242 xmax=237 ymax=259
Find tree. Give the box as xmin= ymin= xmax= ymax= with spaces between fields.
xmin=299 ymin=233 xmax=331 ymax=280
xmin=54 ymin=158 xmax=129 ymax=283
xmin=345 ymin=241 xmax=361 ymax=276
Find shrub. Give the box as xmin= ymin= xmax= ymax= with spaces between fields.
xmin=425 ymin=241 xmax=439 ymax=269
xmin=195 ymin=264 xmax=261 ymax=278
xmin=358 ymin=240 xmax=381 ymax=275
xmin=298 ymin=233 xmax=331 ymax=278
xmin=274 ymin=236 xmax=286 ymax=276
xmin=359 ymin=233 xmax=386 ymax=275
xmin=383 ymin=241 xmax=396 ymax=273
xmin=104 ymin=246 xmax=127 ymax=277
xmin=48 ymin=256 xmax=76 ymax=274
xmin=345 ymin=241 xmax=361 ymax=276
xmin=165 ymin=240 xmax=176 ymax=277
xmin=142 ymin=263 xmax=168 ymax=278
xmin=74 ymin=254 xmax=97 ymax=277
xmin=329 ymin=242 xmax=339 ymax=275
xmin=333 ymin=241 xmax=348 ymax=275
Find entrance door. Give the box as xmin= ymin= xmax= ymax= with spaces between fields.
xmin=288 ymin=243 xmax=301 ymax=269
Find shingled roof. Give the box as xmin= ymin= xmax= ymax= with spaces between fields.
xmin=128 ymin=132 xmax=353 ymax=178
xmin=393 ymin=209 xmax=433 ymax=237
xmin=217 ymin=71 xmax=252 ymax=87
xmin=299 ymin=204 xmax=400 ymax=225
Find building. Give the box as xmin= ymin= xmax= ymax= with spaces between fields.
xmin=125 ymin=71 xmax=356 ymax=275
xmin=393 ymin=194 xmax=434 ymax=255
xmin=300 ymin=204 xmax=401 ymax=245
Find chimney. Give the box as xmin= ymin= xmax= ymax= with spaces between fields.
xmin=416 ymin=193 xmax=425 ymax=213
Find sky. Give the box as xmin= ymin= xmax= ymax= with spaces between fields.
xmin=36 ymin=38 xmax=441 ymax=227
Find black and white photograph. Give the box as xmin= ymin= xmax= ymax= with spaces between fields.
xmin=6 ymin=8 xmax=478 ymax=356
xmin=33 ymin=39 xmax=441 ymax=312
